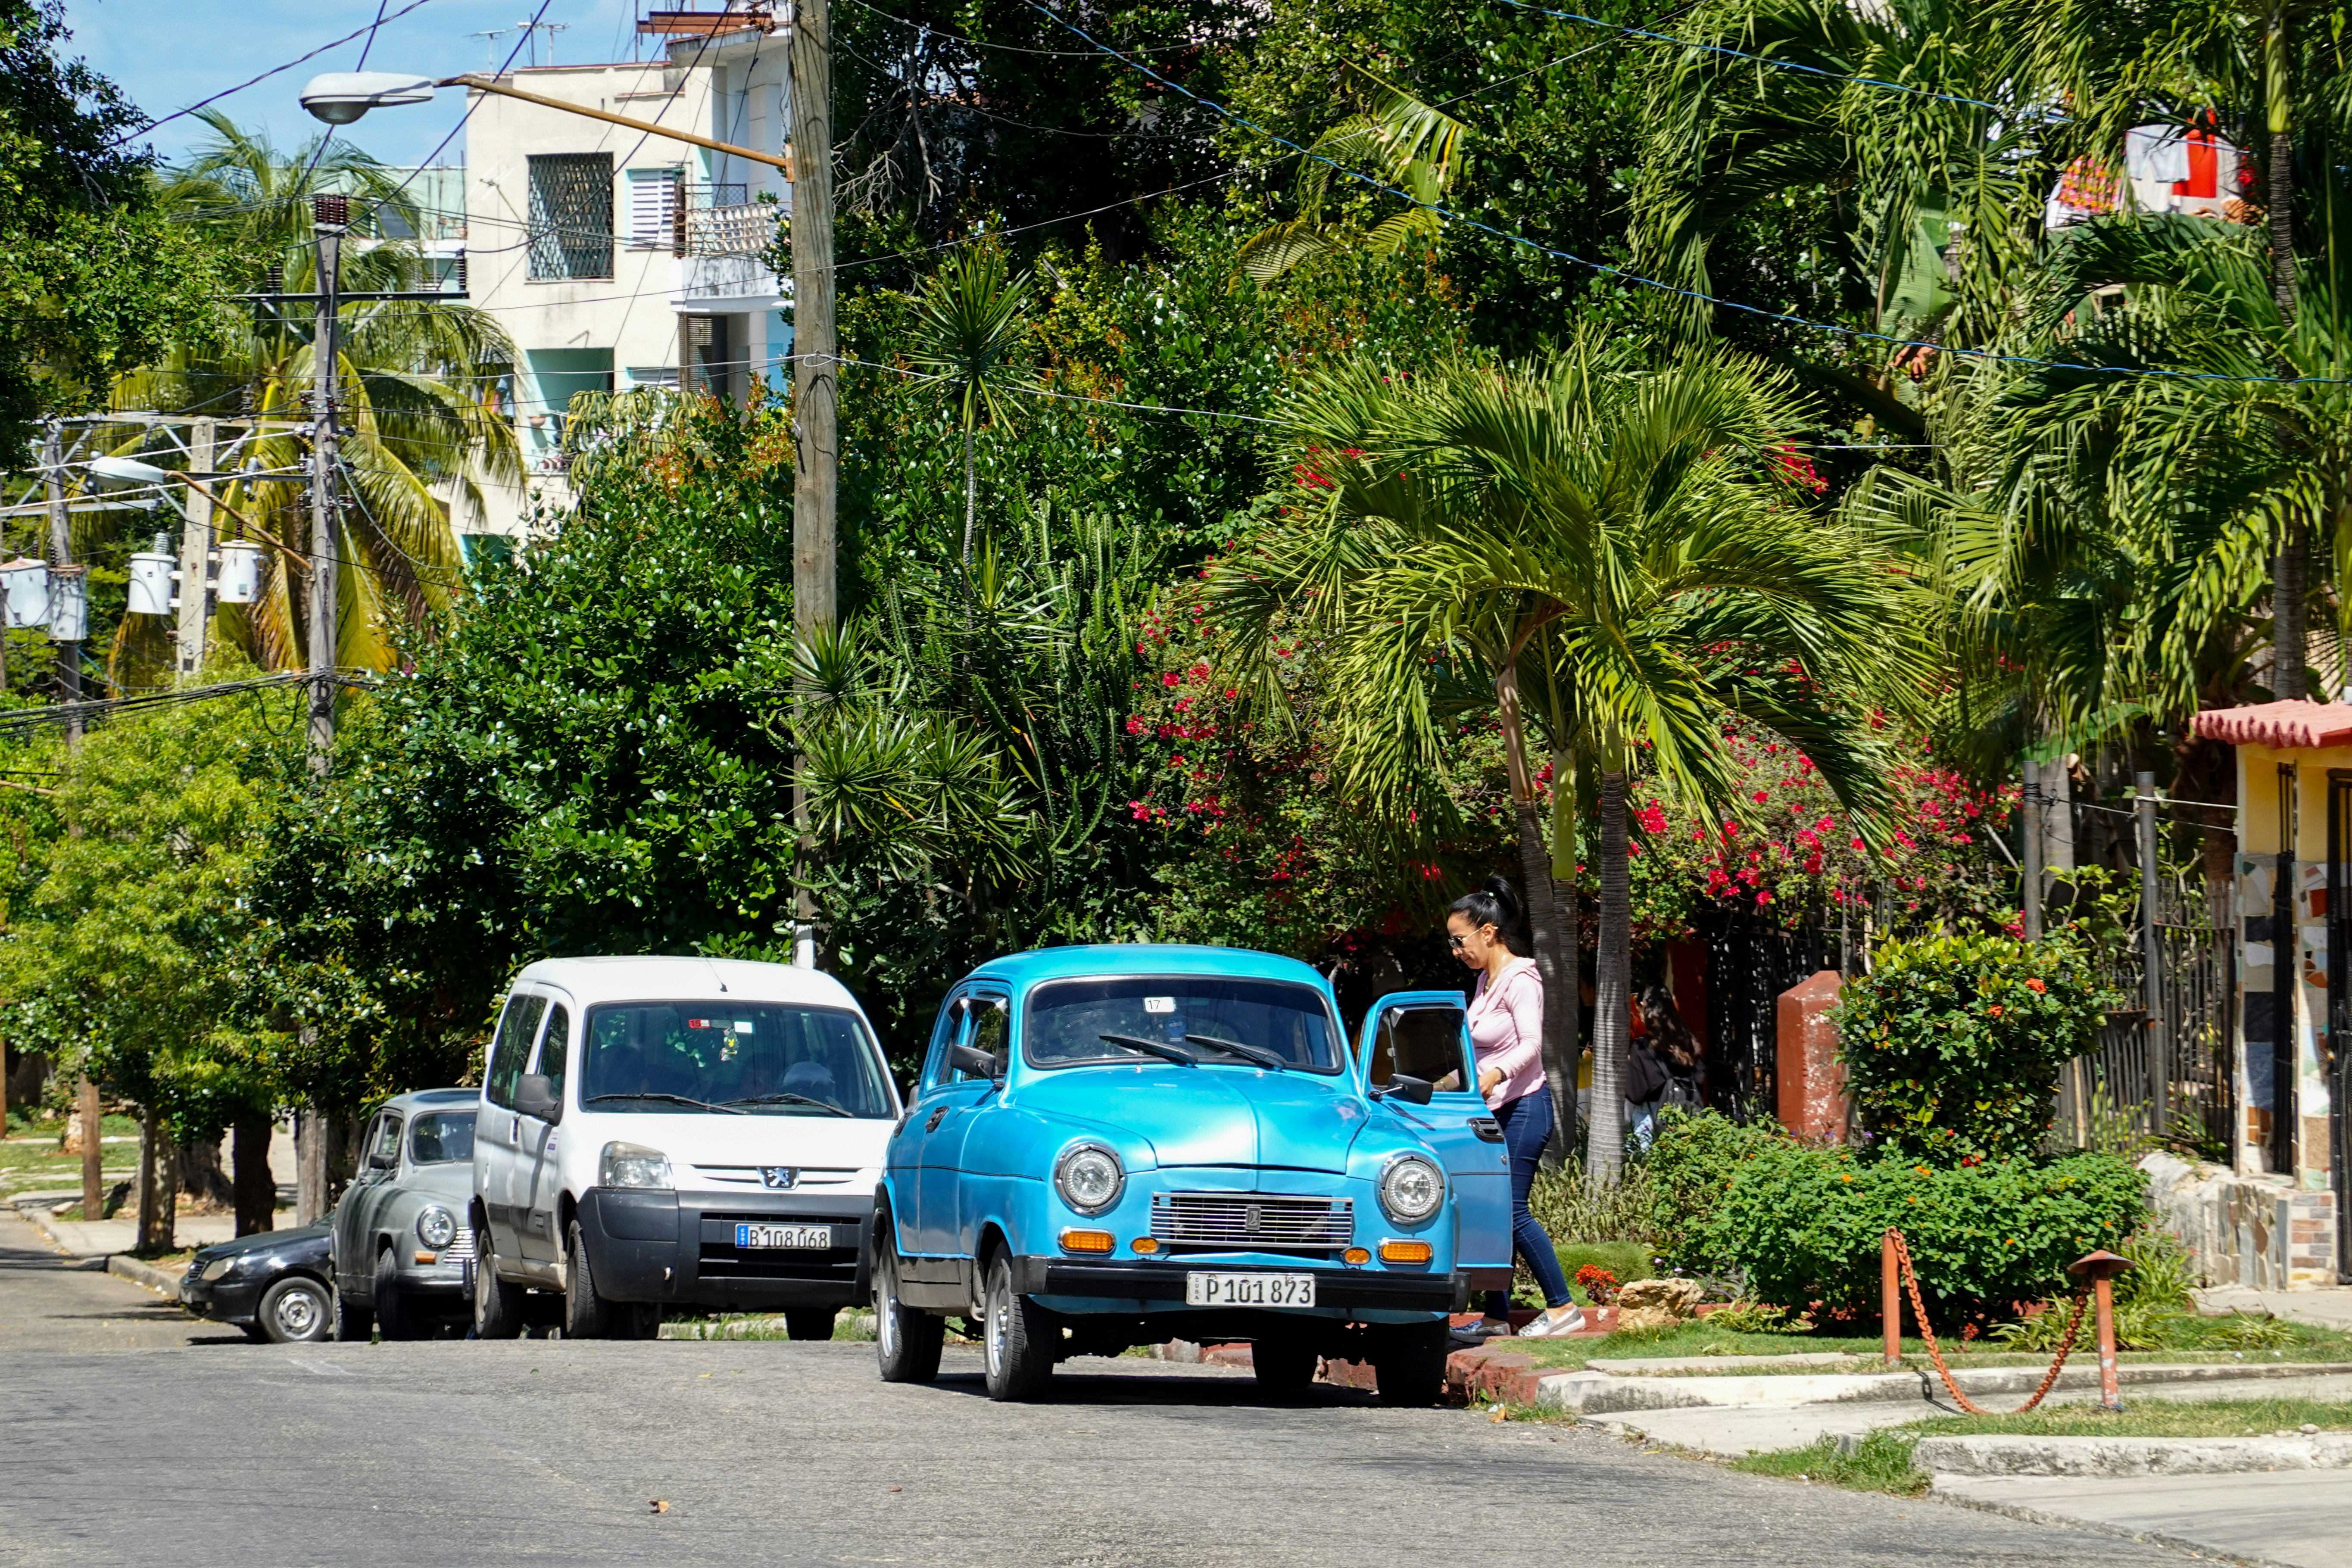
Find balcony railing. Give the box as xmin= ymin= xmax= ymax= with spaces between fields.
xmin=680 ymin=202 xmax=781 ymax=259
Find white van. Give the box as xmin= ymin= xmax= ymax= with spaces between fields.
xmin=468 ymin=956 xmax=903 ymax=1341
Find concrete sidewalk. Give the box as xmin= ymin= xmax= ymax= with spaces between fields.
xmin=2198 ymin=1284 xmax=2352 ymax=1331
xmin=1935 ymin=1469 xmax=2352 ymax=1568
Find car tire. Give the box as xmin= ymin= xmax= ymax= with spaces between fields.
xmin=333 ymin=1289 xmax=373 ymax=1342
xmin=873 ymin=1246 xmax=942 ymax=1384
xmin=471 ymin=1223 xmax=526 ymax=1341
xmin=561 ymin=1220 xmax=610 ymax=1340
xmin=371 ymin=1247 xmax=414 ymax=1341
xmin=615 ymin=1302 xmax=663 ymax=1340
xmin=981 ymin=1253 xmax=1054 ymax=1403
xmin=257 ymin=1275 xmax=334 ymax=1344
xmin=1373 ymin=1322 xmax=1451 ymax=1407
xmin=1251 ymin=1334 xmax=1319 ymax=1397
xmin=785 ymin=1308 xmax=837 ymax=1342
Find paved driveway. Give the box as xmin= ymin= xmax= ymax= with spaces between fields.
xmin=0 ymin=1211 xmax=2193 ymax=1568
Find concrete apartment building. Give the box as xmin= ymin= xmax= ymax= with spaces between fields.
xmin=455 ymin=4 xmax=790 ymax=542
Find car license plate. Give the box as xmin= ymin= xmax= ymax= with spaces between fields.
xmin=1184 ymin=1272 xmax=1316 ymax=1307
xmin=734 ymin=1223 xmax=834 ymax=1250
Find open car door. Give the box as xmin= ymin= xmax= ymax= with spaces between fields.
xmin=1355 ymin=991 xmax=1511 ymax=1284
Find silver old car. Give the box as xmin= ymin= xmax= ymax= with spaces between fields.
xmin=331 ymin=1088 xmax=481 ymax=1339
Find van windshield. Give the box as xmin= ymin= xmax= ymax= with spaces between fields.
xmin=1023 ymin=977 xmax=1344 ymax=1074
xmin=579 ymin=1002 xmax=895 ymax=1117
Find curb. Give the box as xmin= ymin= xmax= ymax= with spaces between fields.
xmin=1916 ymin=1433 xmax=2352 ymax=1477
xmin=1929 ymin=1485 xmax=2290 ymax=1568
xmin=106 ymin=1254 xmax=184 ymax=1302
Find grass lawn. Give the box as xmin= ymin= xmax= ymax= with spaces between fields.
xmin=1 ymin=1110 xmax=145 ymax=1193
xmin=1731 ymin=1432 xmax=1930 ymax=1495
xmin=1904 ymin=1397 xmax=2352 ymax=1438
xmin=1486 ymin=1318 xmax=2352 ymax=1371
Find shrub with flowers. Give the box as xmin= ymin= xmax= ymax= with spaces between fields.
xmin=1829 ymin=928 xmax=2121 ymax=1163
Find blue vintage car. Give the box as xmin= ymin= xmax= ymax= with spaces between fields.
xmin=870 ymin=944 xmax=1511 ymax=1403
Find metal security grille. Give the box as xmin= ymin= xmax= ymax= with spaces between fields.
xmin=1150 ymin=1193 xmax=1351 ymax=1249
xmin=527 ymin=153 xmax=614 ymax=280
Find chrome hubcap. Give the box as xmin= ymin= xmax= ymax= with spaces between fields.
xmin=986 ymin=1273 xmax=1007 ymax=1375
xmin=278 ymin=1287 xmax=320 ymax=1336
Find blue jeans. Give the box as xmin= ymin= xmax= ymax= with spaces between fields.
xmin=1486 ymin=1084 xmax=1572 ymax=1315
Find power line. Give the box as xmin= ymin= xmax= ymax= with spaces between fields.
xmin=835 ymin=0 xmax=1221 ymax=59
xmin=103 ymin=0 xmax=446 ymax=150
xmin=1020 ymin=0 xmax=2351 ymax=389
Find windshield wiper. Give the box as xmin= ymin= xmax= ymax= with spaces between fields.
xmin=1097 ymin=1032 xmax=1198 ymax=1067
xmin=1183 ymin=1033 xmax=1288 ymax=1072
xmin=722 ymin=1092 xmax=853 ymax=1117
xmin=583 ymin=1092 xmax=745 ymax=1115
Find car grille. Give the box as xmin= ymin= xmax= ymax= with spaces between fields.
xmin=1149 ymin=1192 xmax=1352 ymax=1250
xmin=443 ymin=1228 xmax=475 ymax=1263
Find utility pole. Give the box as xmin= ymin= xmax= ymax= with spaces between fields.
xmin=789 ymin=0 xmax=836 ymax=961
xmin=297 ymin=195 xmax=345 ymax=1226
xmin=43 ymin=422 xmax=103 ymax=1223
xmin=2020 ymin=763 xmax=2043 ymax=941
xmin=174 ymin=418 xmax=218 ymax=681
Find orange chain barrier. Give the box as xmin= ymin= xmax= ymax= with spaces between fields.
xmin=1885 ymin=1227 xmax=2090 ymax=1415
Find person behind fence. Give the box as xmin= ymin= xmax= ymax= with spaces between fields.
xmin=1435 ymin=876 xmax=1583 ymax=1340
xmin=1626 ymin=985 xmax=1704 ymax=1150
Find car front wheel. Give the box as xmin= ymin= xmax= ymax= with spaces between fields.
xmin=561 ymin=1220 xmax=611 ymax=1340
xmin=372 ymin=1247 xmax=412 ymax=1341
xmin=981 ymin=1253 xmax=1054 ymax=1403
xmin=257 ymin=1276 xmax=334 ymax=1344
xmin=873 ymin=1244 xmax=942 ymax=1384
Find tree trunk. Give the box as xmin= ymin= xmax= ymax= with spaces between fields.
xmin=1586 ymin=769 xmax=1631 ymax=1190
xmin=961 ymin=425 xmax=978 ymax=571
xmin=77 ymin=1074 xmax=102 ymax=1221
xmin=232 ymin=1113 xmax=275 ymax=1236
xmin=2266 ymin=5 xmax=2298 ymax=324
xmin=1494 ymin=662 xmax=1574 ymax=1155
xmin=138 ymin=1107 xmax=177 ymax=1255
xmin=1546 ymin=747 xmax=1583 ymax=1166
xmin=295 ymin=1104 xmax=326 ymax=1224
xmin=178 ymin=1135 xmax=234 ymax=1210
xmin=2275 ymin=520 xmax=2307 ymax=701
xmin=135 ymin=1104 xmax=161 ymax=1252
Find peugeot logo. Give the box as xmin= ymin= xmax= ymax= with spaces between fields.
xmin=760 ymin=1166 xmax=799 ymax=1190
xmin=1245 ymin=1203 xmax=1263 ymax=1235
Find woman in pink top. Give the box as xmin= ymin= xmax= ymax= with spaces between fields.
xmin=1441 ymin=876 xmax=1581 ymax=1340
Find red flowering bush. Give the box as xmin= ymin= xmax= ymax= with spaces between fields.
xmin=1574 ymin=1264 xmax=1621 ymax=1305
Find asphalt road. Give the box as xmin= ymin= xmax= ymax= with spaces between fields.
xmin=0 ymin=1210 xmax=2196 ymax=1568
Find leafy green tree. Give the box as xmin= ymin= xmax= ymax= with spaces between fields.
xmin=905 ymin=247 xmax=1033 ymax=571
xmin=0 ymin=0 xmax=222 ymax=459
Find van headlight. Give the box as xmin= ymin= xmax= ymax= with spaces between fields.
xmin=600 ymin=1141 xmax=672 ymax=1190
xmin=415 ymin=1205 xmax=457 ymax=1250
xmin=1378 ymin=1155 xmax=1445 ymax=1224
xmin=1054 ymin=1143 xmax=1124 ymax=1215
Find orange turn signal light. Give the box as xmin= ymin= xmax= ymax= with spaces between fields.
xmin=1129 ymin=1237 xmax=1161 ymax=1255
xmin=1379 ymin=1240 xmax=1433 ymax=1264
xmin=413 ymin=1251 xmax=437 ymax=1264
xmin=1059 ymin=1228 xmax=1115 ymax=1255
xmin=1342 ymin=1247 xmax=1371 ymax=1266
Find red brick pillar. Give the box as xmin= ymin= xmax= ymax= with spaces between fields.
xmin=1776 ymin=970 xmax=1847 ymax=1141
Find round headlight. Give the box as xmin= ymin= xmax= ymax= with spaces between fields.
xmin=415 ymin=1205 xmax=457 ymax=1250
xmin=1054 ymin=1143 xmax=1124 ymax=1215
xmin=1378 ymin=1154 xmax=1445 ymax=1225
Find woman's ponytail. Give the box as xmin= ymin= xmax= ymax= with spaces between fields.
xmin=1449 ymin=874 xmax=1533 ymax=956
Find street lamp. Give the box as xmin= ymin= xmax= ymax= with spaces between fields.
xmin=297 ymin=72 xmax=437 ymax=125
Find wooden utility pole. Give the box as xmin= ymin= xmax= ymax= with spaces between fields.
xmin=77 ymin=1075 xmax=102 ymax=1222
xmin=44 ymin=423 xmax=102 ymax=1222
xmin=174 ymin=417 xmax=218 ymax=681
xmin=789 ymin=0 xmax=837 ymax=956
xmin=297 ymin=196 xmax=345 ymax=1226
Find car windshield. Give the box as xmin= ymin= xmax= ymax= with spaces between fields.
xmin=408 ymin=1111 xmax=475 ymax=1164
xmin=1024 ymin=976 xmax=1344 ymax=1073
xmin=579 ymin=1001 xmax=895 ymax=1117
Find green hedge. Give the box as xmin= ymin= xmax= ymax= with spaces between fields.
xmin=1829 ymin=928 xmax=2118 ymax=1162
xmin=1651 ymin=1112 xmax=2149 ymax=1322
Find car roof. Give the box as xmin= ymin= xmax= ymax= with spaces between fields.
xmin=966 ymin=943 xmax=1332 ymax=993
xmin=509 ymin=955 xmax=866 ymax=1011
xmin=377 ymin=1087 xmax=481 ymax=1114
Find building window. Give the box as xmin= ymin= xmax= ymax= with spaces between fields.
xmin=527 ymin=153 xmax=615 ymax=281
xmin=626 ymin=168 xmax=680 ymax=250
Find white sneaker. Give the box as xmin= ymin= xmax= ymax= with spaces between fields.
xmin=1516 ymin=1307 xmax=1586 ymax=1338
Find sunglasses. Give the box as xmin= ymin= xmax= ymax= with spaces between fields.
xmin=1448 ymin=931 xmax=1485 ymax=949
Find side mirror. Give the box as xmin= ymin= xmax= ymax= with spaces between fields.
xmin=949 ymin=1043 xmax=1001 ymax=1080
xmin=1374 ymin=1074 xmax=1434 ymax=1107
xmin=366 ymin=1148 xmax=396 ymax=1171
xmin=515 ymin=1073 xmax=561 ymax=1122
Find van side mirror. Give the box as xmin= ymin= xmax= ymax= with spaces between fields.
xmin=949 ymin=1043 xmax=1001 ymax=1080
xmin=1373 ymin=1074 xmax=1434 ymax=1107
xmin=515 ymin=1073 xmax=561 ymax=1122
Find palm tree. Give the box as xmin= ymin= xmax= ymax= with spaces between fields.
xmin=1235 ymin=64 xmax=1472 ymax=284
xmin=906 ymin=247 xmax=1031 ymax=574
xmin=101 ymin=111 xmax=519 ymax=684
xmin=1221 ymin=345 xmax=1912 ymax=1184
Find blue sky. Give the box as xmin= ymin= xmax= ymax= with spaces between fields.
xmin=65 ymin=0 xmax=645 ymax=168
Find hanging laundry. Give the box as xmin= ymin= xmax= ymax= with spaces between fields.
xmin=2125 ymin=124 xmax=2191 ymax=187
xmin=2046 ymin=156 xmax=2121 ymax=231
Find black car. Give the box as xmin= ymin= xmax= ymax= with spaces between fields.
xmin=181 ymin=1224 xmax=336 ymax=1343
